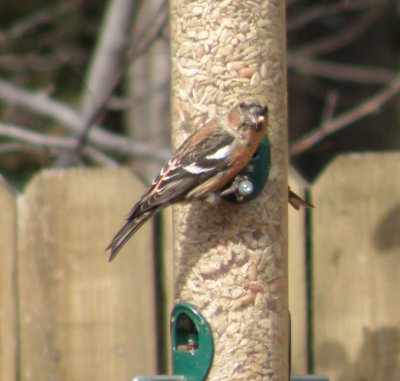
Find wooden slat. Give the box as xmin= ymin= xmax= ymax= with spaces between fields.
xmin=288 ymin=173 xmax=309 ymax=374
xmin=17 ymin=168 xmax=157 ymax=381
xmin=312 ymin=153 xmax=400 ymax=381
xmin=160 ymin=208 xmax=174 ymax=373
xmin=162 ymin=209 xmax=174 ymax=313
xmin=0 ymin=177 xmax=17 ymax=381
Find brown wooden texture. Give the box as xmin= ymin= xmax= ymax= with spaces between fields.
xmin=1 ymin=154 xmax=399 ymax=380
xmin=0 ymin=177 xmax=17 ymax=381
xmin=313 ymin=153 xmax=400 ymax=381
xmin=161 ymin=208 xmax=174 ymax=373
xmin=288 ymin=173 xmax=309 ymax=374
xmin=17 ymin=168 xmax=157 ymax=381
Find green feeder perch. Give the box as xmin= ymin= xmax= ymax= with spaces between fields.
xmin=221 ymin=136 xmax=271 ymax=203
xmin=171 ymin=303 xmax=214 ymax=381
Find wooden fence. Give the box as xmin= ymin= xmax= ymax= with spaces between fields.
xmin=1 ymin=153 xmax=399 ymax=381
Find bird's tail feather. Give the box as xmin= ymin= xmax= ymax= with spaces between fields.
xmin=106 ymin=209 xmax=156 ymax=261
xmin=288 ymin=187 xmax=314 ymax=210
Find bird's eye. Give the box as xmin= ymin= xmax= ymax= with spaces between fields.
xmin=260 ymin=105 xmax=268 ymax=117
xmin=238 ymin=102 xmax=246 ymax=112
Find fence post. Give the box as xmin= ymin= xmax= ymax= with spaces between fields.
xmin=16 ymin=168 xmax=157 ymax=381
xmin=312 ymin=153 xmax=400 ymax=381
xmin=169 ymin=1 xmax=289 ymax=379
xmin=289 ymin=173 xmax=309 ymax=374
xmin=0 ymin=177 xmax=17 ymax=381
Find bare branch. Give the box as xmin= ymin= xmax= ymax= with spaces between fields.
xmin=0 ymin=78 xmax=170 ymax=162
xmin=129 ymin=0 xmax=168 ymax=59
xmin=76 ymin=0 xmax=141 ymax=158
xmin=80 ymin=0 xmax=138 ymax=119
xmin=0 ymin=122 xmax=76 ymax=149
xmin=320 ymin=90 xmax=339 ymax=125
xmin=288 ymin=54 xmax=395 ymax=84
xmin=0 ymin=0 xmax=170 ymax=172
xmin=290 ymin=74 xmax=400 ymax=156
xmin=0 ymin=142 xmax=58 ymax=156
xmin=293 ymin=8 xmax=382 ymax=57
xmin=82 ymin=146 xmax=120 ymax=167
xmin=287 ymin=0 xmax=387 ymax=32
xmin=0 ymin=3 xmax=75 ymax=45
xmin=0 ymin=122 xmax=121 ymax=166
xmin=0 ymin=49 xmax=86 ymax=72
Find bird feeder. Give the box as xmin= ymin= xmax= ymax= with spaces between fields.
xmin=168 ymin=0 xmax=289 ymax=380
xmin=130 ymin=1 xmax=330 ymax=380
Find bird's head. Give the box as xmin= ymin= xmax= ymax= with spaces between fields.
xmin=236 ymin=99 xmax=269 ymax=132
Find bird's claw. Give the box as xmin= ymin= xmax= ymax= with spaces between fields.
xmin=220 ymin=175 xmax=254 ymax=202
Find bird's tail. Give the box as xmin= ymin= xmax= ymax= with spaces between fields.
xmin=106 ymin=209 xmax=157 ymax=261
xmin=288 ymin=187 xmax=314 ymax=210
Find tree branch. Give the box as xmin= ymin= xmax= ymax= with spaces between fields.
xmin=129 ymin=0 xmax=168 ymax=59
xmin=0 ymin=3 xmax=75 ymax=45
xmin=0 ymin=78 xmax=170 ymax=162
xmin=287 ymin=0 xmax=387 ymax=32
xmin=290 ymin=74 xmax=400 ymax=156
xmin=80 ymin=0 xmax=138 ymax=119
xmin=74 ymin=0 xmax=141 ymax=158
xmin=288 ymin=54 xmax=395 ymax=84
xmin=0 ymin=122 xmax=120 ymax=166
xmin=292 ymin=8 xmax=382 ymax=57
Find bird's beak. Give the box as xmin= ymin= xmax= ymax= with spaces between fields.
xmin=254 ymin=112 xmax=266 ymax=131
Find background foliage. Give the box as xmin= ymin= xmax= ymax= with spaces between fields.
xmin=0 ymin=0 xmax=399 ymax=188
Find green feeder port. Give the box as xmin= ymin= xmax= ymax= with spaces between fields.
xmin=133 ymin=302 xmax=328 ymax=381
xmin=221 ymin=136 xmax=271 ymax=203
xmin=171 ymin=303 xmax=214 ymax=381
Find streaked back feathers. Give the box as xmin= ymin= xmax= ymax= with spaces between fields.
xmin=106 ymin=99 xmax=268 ymax=260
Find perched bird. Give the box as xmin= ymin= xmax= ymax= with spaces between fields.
xmin=107 ymin=99 xmax=312 ymax=261
xmin=107 ymin=99 xmax=269 ymax=261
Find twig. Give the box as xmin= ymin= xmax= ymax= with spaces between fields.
xmin=76 ymin=0 xmax=139 ymax=157
xmin=290 ymin=74 xmax=400 ymax=156
xmin=73 ymin=0 xmax=167 ymax=161
xmin=0 ymin=78 xmax=171 ymax=162
xmin=129 ymin=0 xmax=168 ymax=59
xmin=0 ymin=3 xmax=75 ymax=45
xmin=320 ymin=90 xmax=339 ymax=125
xmin=0 ymin=142 xmax=57 ymax=156
xmin=82 ymin=146 xmax=120 ymax=167
xmin=0 ymin=49 xmax=86 ymax=71
xmin=293 ymin=8 xmax=382 ymax=57
xmin=0 ymin=122 xmax=120 ymax=166
xmin=288 ymin=54 xmax=395 ymax=84
xmin=287 ymin=0 xmax=387 ymax=32
xmin=0 ymin=122 xmax=76 ymax=148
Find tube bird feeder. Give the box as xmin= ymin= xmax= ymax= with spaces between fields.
xmin=169 ymin=1 xmax=289 ymax=380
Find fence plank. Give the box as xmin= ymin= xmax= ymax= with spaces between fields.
xmin=313 ymin=153 xmax=400 ymax=381
xmin=288 ymin=174 xmax=309 ymax=374
xmin=0 ymin=177 xmax=17 ymax=381
xmin=17 ymin=168 xmax=157 ymax=381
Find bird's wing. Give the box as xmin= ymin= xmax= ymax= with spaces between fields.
xmin=107 ymin=128 xmax=236 ymax=261
xmin=132 ymin=126 xmax=237 ymax=214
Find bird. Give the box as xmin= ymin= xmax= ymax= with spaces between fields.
xmin=106 ymin=99 xmax=312 ymax=261
xmin=107 ymin=98 xmax=269 ymax=261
